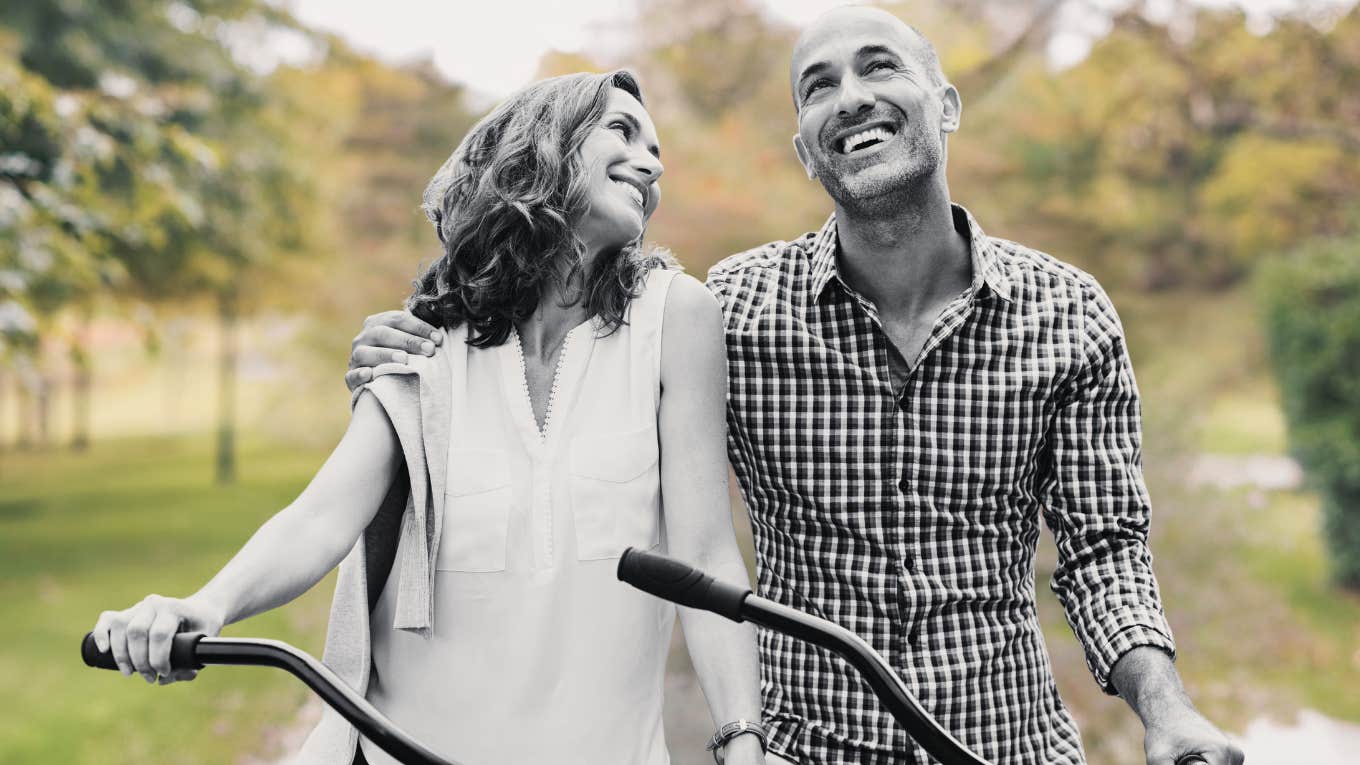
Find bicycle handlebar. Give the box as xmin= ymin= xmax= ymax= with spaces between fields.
xmin=80 ymin=550 xmax=1212 ymax=765
xmin=617 ymin=547 xmax=1212 ymax=765
xmin=81 ymin=632 xmax=460 ymax=765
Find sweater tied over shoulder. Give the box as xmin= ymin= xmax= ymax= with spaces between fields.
xmin=295 ymin=342 xmax=455 ymax=763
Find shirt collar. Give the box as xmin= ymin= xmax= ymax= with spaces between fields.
xmin=809 ymin=203 xmax=1014 ymax=304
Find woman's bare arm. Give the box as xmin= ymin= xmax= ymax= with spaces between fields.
xmin=90 ymin=391 xmax=402 ymax=683
xmin=657 ymin=273 xmax=765 ymax=765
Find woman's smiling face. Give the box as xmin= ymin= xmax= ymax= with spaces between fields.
xmin=576 ymin=87 xmax=664 ymax=258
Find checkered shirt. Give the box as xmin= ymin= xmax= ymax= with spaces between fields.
xmin=705 ymin=205 xmax=1176 ymax=765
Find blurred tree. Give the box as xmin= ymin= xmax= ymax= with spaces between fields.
xmin=275 ymin=47 xmax=480 ymax=368
xmin=1259 ymin=236 xmax=1360 ymax=589
xmin=976 ymin=5 xmax=1360 ymax=289
xmin=0 ymin=0 xmax=327 ymax=479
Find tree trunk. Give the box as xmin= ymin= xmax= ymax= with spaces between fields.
xmin=0 ymin=369 xmax=7 ymax=453
xmin=70 ymin=335 xmax=92 ymax=451
xmin=34 ymin=370 xmax=50 ymax=449
xmin=215 ymin=290 xmax=239 ymax=484
xmin=15 ymin=367 xmax=32 ymax=450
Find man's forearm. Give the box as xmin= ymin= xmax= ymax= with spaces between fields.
xmin=1110 ymin=645 xmax=1193 ymax=726
xmin=1110 ymin=645 xmax=1244 ymax=764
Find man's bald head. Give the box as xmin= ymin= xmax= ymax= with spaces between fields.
xmin=790 ymin=6 xmax=946 ymax=108
xmin=786 ymin=4 xmax=963 ymax=213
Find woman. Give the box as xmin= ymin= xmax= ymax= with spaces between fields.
xmin=89 ymin=71 xmax=766 ymax=765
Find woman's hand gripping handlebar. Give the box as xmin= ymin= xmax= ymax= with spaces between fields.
xmin=616 ymin=547 xmax=1211 ymax=765
xmin=81 ymin=632 xmax=460 ymax=765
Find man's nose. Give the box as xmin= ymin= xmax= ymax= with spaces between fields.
xmin=835 ymin=75 xmax=875 ymax=117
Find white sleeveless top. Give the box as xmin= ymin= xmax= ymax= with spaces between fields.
xmin=362 ymin=268 xmax=679 ymax=765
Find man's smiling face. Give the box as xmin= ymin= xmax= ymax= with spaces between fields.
xmin=789 ymin=8 xmax=960 ymax=211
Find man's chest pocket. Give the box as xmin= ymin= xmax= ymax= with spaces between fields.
xmin=438 ymin=448 xmax=512 ymax=572
xmin=570 ymin=426 xmax=661 ymax=560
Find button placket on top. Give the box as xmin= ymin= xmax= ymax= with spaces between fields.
xmin=502 ymin=323 xmax=595 ymax=570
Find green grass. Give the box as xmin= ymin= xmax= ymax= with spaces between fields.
xmin=0 ymin=435 xmax=336 ymax=765
xmin=1196 ymin=384 xmax=1289 ymax=455
xmin=1235 ymin=490 xmax=1360 ymax=721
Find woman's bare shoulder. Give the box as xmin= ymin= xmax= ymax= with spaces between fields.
xmin=661 ymin=270 xmax=721 ymax=326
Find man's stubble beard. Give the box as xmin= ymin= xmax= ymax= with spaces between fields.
xmin=811 ymin=127 xmax=943 ymax=220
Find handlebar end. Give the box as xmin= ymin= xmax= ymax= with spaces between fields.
xmin=81 ymin=632 xmax=116 ymax=670
xmin=617 ymin=547 xmax=750 ymax=622
xmin=81 ymin=631 xmax=206 ymax=671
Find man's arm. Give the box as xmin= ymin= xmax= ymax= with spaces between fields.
xmin=1041 ymin=280 xmax=1241 ymax=765
xmin=1111 ymin=647 xmax=1243 ymax=765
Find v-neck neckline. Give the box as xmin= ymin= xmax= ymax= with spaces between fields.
xmin=507 ymin=318 xmax=593 ymax=443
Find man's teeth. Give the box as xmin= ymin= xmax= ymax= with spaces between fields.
xmin=614 ymin=180 xmax=644 ymax=207
xmin=840 ymin=127 xmax=893 ymax=153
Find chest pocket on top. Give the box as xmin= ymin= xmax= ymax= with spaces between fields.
xmin=570 ymin=425 xmax=661 ymax=560
xmin=438 ymin=448 xmax=512 ymax=572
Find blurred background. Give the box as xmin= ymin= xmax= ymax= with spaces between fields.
xmin=2 ymin=0 xmax=1358 ymax=762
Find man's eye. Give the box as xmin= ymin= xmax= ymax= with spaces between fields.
xmin=803 ymin=80 xmax=830 ymax=100
xmin=609 ymin=121 xmax=633 ymax=138
xmin=867 ymin=60 xmax=895 ymax=74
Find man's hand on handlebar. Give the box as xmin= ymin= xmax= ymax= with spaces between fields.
xmin=346 ymin=310 xmax=442 ymax=392
xmin=1144 ymin=704 xmax=1244 ymax=765
xmin=90 ymin=595 xmax=224 ymax=685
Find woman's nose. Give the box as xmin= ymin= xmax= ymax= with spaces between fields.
xmin=634 ymin=152 xmax=664 ymax=182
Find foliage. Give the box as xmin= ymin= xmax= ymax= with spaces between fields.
xmin=968 ymin=7 xmax=1360 ymax=290
xmin=1258 ymin=236 xmax=1360 ymax=588
xmin=0 ymin=1 xmax=317 ymax=313
xmin=281 ymin=49 xmax=480 ymax=321
xmin=0 ymin=0 xmax=334 ymax=459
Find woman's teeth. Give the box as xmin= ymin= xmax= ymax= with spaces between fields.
xmin=614 ymin=179 xmax=644 ymax=208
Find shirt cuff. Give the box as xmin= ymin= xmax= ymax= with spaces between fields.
xmin=763 ymin=717 xmax=801 ymax=763
xmin=1084 ymin=608 xmax=1177 ymax=695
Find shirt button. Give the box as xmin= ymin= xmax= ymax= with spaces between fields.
xmin=907 ymin=624 xmax=921 ymax=648
xmin=903 ymin=553 xmax=915 ymax=572
xmin=898 ymin=476 xmax=910 ymax=493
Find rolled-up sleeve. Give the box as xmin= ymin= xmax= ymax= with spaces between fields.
xmin=1041 ymin=279 xmax=1176 ymax=694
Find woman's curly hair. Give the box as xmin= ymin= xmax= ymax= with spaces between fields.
xmin=409 ymin=70 xmax=672 ymax=348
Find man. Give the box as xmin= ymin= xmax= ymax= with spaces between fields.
xmin=345 ymin=7 xmax=1243 ymax=765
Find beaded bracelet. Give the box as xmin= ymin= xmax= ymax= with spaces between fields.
xmin=705 ymin=719 xmax=769 ymax=764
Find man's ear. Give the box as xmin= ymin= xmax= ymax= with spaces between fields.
xmin=939 ymin=83 xmax=962 ymax=134
xmin=792 ymin=134 xmax=817 ymax=180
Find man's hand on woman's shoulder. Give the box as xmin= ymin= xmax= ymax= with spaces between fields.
xmin=346 ymin=310 xmax=443 ymax=391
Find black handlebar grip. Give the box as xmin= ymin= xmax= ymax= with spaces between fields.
xmin=617 ymin=547 xmax=751 ymax=621
xmin=81 ymin=631 xmax=206 ymax=671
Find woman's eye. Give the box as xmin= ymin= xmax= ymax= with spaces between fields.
xmin=609 ymin=121 xmax=632 ymax=138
